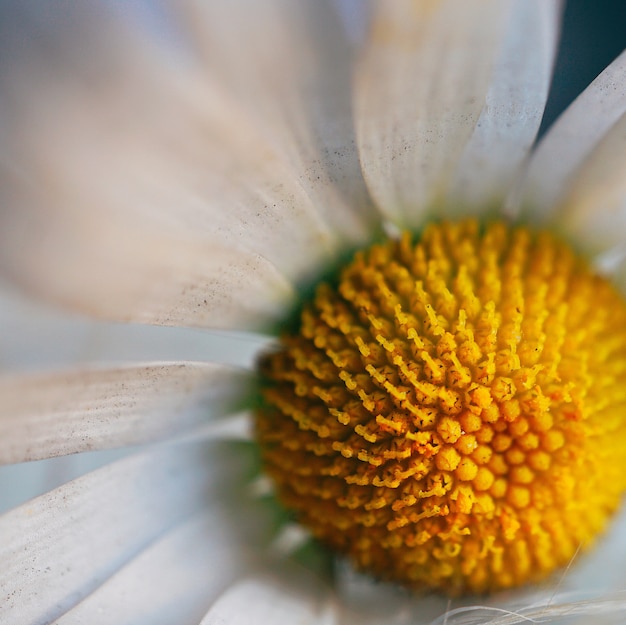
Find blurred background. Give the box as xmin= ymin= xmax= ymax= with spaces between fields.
xmin=541 ymin=0 xmax=626 ymax=133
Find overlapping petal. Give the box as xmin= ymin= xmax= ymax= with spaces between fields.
xmin=0 ymin=4 xmax=362 ymax=330
xmin=520 ymin=50 xmax=626 ymax=219
xmin=0 ymin=440 xmax=246 ymax=625
xmin=355 ymin=0 xmax=512 ymax=227
xmin=554 ymin=113 xmax=626 ymax=260
xmin=0 ymin=291 xmax=269 ymax=371
xmin=519 ymin=50 xmax=626 ymax=276
xmin=175 ymin=0 xmax=379 ymax=243
xmin=53 ymin=503 xmax=268 ymax=625
xmin=447 ymin=0 xmax=562 ymax=212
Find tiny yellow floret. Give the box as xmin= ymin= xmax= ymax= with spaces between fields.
xmin=255 ymin=220 xmax=626 ymax=594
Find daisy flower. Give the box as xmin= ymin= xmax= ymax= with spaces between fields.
xmin=2 ymin=0 xmax=626 ymax=623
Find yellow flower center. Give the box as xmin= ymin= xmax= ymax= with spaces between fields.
xmin=255 ymin=219 xmax=626 ymax=594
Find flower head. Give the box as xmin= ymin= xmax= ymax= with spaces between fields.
xmin=257 ymin=219 xmax=626 ymax=594
xmin=1 ymin=1 xmax=626 ymax=624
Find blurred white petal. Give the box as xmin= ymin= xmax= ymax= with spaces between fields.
xmin=0 ymin=362 xmax=249 ymax=464
xmin=0 ymin=7 xmax=356 ymax=330
xmin=0 ymin=449 xmax=131 ymax=514
xmin=331 ymin=0 xmax=370 ymax=45
xmin=516 ymin=46 xmax=626 ymax=294
xmin=0 ymin=285 xmax=105 ymax=372
xmin=447 ymin=0 xmax=562 ymax=212
xmin=176 ymin=0 xmax=379 ymax=243
xmin=53 ymin=507 xmax=265 ymax=625
xmin=200 ymin=574 xmax=337 ymax=625
xmin=354 ymin=0 xmax=510 ymax=228
xmin=518 ymin=50 xmax=626 ymax=218
xmin=334 ymin=559 xmax=449 ymax=625
xmin=0 ymin=440 xmax=244 ymax=625
xmin=0 ymin=286 xmax=271 ymax=374
xmin=548 ymin=111 xmax=626 ymax=263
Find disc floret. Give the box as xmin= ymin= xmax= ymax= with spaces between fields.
xmin=256 ymin=219 xmax=626 ymax=594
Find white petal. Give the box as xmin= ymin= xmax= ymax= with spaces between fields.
xmin=447 ymin=0 xmax=563 ymax=212
xmin=0 ymin=448 xmax=131 ymax=514
xmin=549 ymin=111 xmax=626 ymax=259
xmin=0 ymin=439 xmax=244 ymax=625
xmin=518 ymin=50 xmax=626 ymax=219
xmin=332 ymin=0 xmax=370 ymax=45
xmin=0 ymin=362 xmax=249 ymax=464
xmin=0 ymin=7 xmax=344 ymax=330
xmin=334 ymin=560 xmax=448 ymax=625
xmin=0 ymin=287 xmax=100 ymax=372
xmin=176 ymin=0 xmax=380 ymax=243
xmin=354 ymin=0 xmax=511 ymax=228
xmin=0 ymin=288 xmax=271 ymax=371
xmin=200 ymin=573 xmax=337 ymax=625
xmin=53 ymin=505 xmax=267 ymax=625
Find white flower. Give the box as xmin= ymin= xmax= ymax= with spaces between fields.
xmin=1 ymin=0 xmax=626 ymax=623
